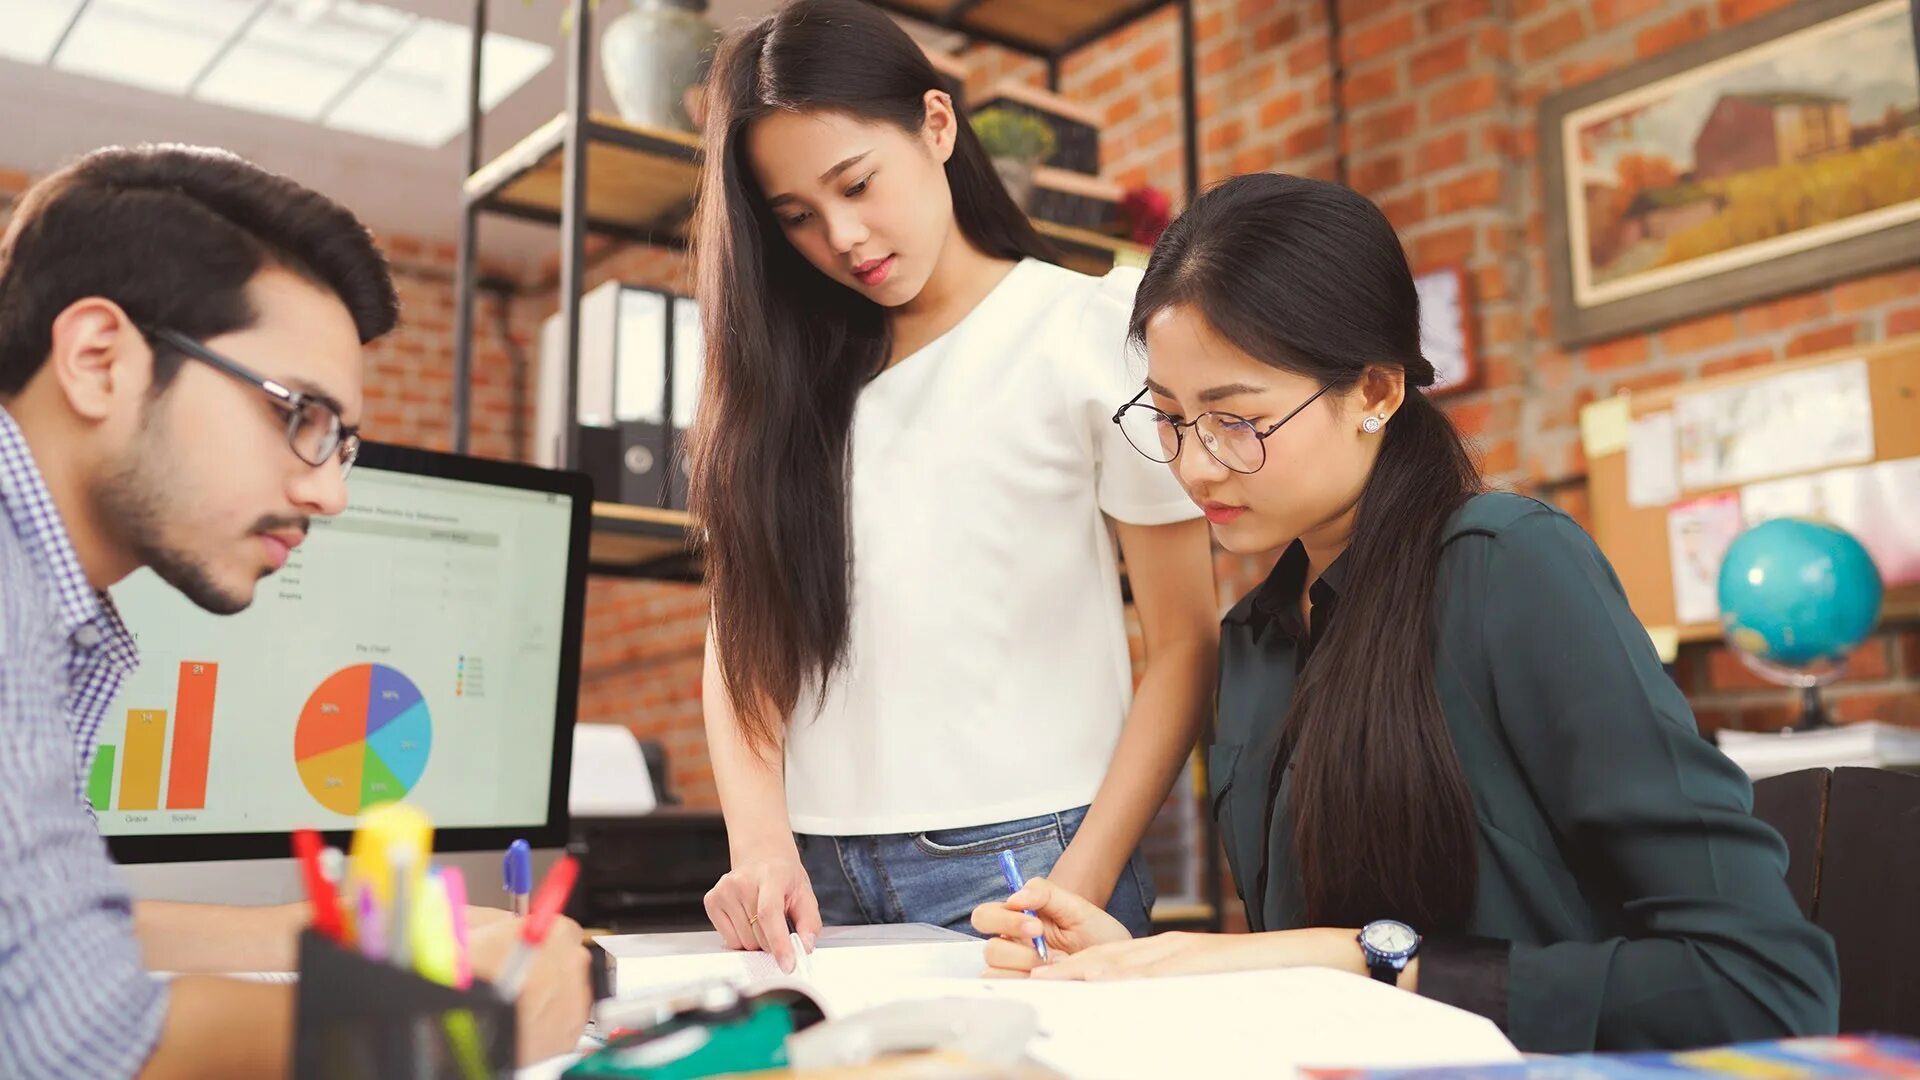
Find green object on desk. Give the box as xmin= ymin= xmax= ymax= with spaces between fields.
xmin=563 ymin=998 xmax=797 ymax=1079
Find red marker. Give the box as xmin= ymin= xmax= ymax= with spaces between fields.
xmin=494 ymin=854 xmax=579 ymax=999
xmin=292 ymin=829 xmax=344 ymax=941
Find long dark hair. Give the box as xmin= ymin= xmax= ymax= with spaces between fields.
xmin=1131 ymin=174 xmax=1483 ymax=931
xmin=690 ymin=0 xmax=1055 ymax=754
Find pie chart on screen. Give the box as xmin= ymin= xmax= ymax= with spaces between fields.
xmin=294 ymin=664 xmax=432 ymax=816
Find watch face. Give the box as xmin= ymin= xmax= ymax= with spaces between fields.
xmin=1366 ymin=922 xmax=1418 ymax=954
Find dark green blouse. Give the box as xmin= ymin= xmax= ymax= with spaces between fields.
xmin=1208 ymin=492 xmax=1838 ymax=1053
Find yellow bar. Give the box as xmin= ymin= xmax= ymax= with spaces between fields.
xmin=118 ymin=709 xmax=167 ymax=811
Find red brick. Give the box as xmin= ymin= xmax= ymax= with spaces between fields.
xmin=1379 ymin=191 xmax=1431 ymax=231
xmin=1482 ymin=438 xmax=1520 ymax=474
xmin=1833 ymin=268 xmax=1920 ymax=313
xmin=1314 ymin=73 xmax=1336 ymax=108
xmin=1785 ymin=322 xmax=1863 ymax=358
xmin=1346 ymin=61 xmax=1401 ymax=107
xmin=1892 ymin=304 xmax=1920 ymax=338
xmin=1257 ymin=11 xmax=1303 ymax=49
xmin=1474 ymin=264 xmax=1511 ymax=302
xmin=1446 ymin=400 xmax=1493 ymax=436
xmin=1658 ymin=312 xmax=1740 ymax=355
xmin=1132 ymin=41 xmax=1172 ymax=73
xmin=1429 ymin=73 xmax=1501 ymax=124
xmin=1414 ymin=224 xmax=1478 ymax=266
xmin=1201 ymin=38 xmax=1246 ymax=77
xmin=1353 ymin=103 xmax=1420 ymax=150
xmin=1417 ymin=130 xmax=1471 ymax=173
xmin=1832 ymin=690 xmax=1920 ymax=727
xmin=1339 ymin=0 xmax=1397 ymax=23
xmin=1352 ymin=153 xmax=1405 ymax=195
xmin=1259 ymin=90 xmax=1306 ymax=128
xmin=1900 ymin=631 xmax=1920 ymax=676
xmin=1087 ymin=66 xmax=1127 ymax=98
xmin=1477 ymin=25 xmax=1511 ymax=62
xmin=1289 ymin=38 xmax=1330 ymax=78
xmin=1106 ymin=94 xmax=1143 ymax=125
xmin=1560 ymin=57 xmax=1619 ymax=88
xmin=1411 ymin=35 xmax=1471 ymax=86
xmin=1700 ymin=348 xmax=1777 ymax=377
xmin=1737 ymin=699 xmax=1803 ymax=733
xmin=1286 ymin=120 xmax=1334 ymax=157
xmin=1614 ymin=368 xmax=1687 ymax=396
xmin=1435 ymin=168 xmax=1503 ymax=213
xmin=1424 ymin=0 xmax=1493 ymax=33
xmin=1593 ymin=0 xmax=1668 ymax=30
xmin=1692 ymin=706 xmax=1738 ymax=738
xmin=1343 ymin=12 xmax=1417 ymax=64
xmin=1231 ymin=145 xmax=1281 ymax=175
xmin=1521 ymin=9 xmax=1587 ymax=63
xmin=1719 ymin=0 xmax=1796 ymax=25
xmin=1746 ymin=291 xmax=1830 ymax=331
xmin=1585 ymin=336 xmax=1653 ymax=372
xmin=1514 ymin=0 xmax=1552 ymax=16
xmin=1204 ymin=119 xmax=1247 ymax=154
xmin=1637 ymin=9 xmax=1712 ymax=57
xmin=1483 ymin=308 xmax=1525 ymax=347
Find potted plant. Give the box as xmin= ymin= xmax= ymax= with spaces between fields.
xmin=970 ymin=107 xmax=1055 ymax=211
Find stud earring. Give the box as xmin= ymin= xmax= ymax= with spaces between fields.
xmin=1362 ymin=415 xmax=1384 ymax=434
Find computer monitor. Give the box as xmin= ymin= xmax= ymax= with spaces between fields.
xmin=104 ymin=443 xmax=591 ymax=907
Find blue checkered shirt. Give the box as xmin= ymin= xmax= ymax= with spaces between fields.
xmin=0 ymin=406 xmax=167 ymax=1078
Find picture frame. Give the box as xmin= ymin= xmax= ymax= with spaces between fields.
xmin=1538 ymin=0 xmax=1920 ymax=347
xmin=1415 ymin=264 xmax=1477 ymax=396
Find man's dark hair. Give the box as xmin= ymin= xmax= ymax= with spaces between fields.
xmin=0 ymin=144 xmax=399 ymax=396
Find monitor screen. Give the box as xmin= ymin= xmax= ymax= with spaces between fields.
xmin=98 ymin=444 xmax=590 ymax=863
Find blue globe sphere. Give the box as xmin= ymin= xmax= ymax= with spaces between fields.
xmin=1717 ymin=518 xmax=1882 ymax=670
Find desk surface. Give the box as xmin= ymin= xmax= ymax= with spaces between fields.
xmin=522 ymin=1048 xmax=1058 ymax=1079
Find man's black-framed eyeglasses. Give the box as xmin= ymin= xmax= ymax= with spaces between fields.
xmin=143 ymin=327 xmax=360 ymax=478
xmin=1111 ymin=382 xmax=1334 ymax=475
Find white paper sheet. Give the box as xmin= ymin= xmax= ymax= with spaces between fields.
xmin=1742 ymin=456 xmax=1920 ymax=587
xmin=1627 ymin=411 xmax=1680 ymax=508
xmin=1675 ymin=359 xmax=1873 ymax=490
xmin=1667 ymin=492 xmax=1746 ymax=625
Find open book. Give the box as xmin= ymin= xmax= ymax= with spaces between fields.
xmin=593 ymin=928 xmax=1520 ymax=1078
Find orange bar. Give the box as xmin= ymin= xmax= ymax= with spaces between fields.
xmin=166 ymin=662 xmax=218 ymax=810
xmin=118 ymin=709 xmax=166 ymax=811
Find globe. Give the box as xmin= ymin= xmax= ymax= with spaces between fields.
xmin=1717 ymin=518 xmax=1883 ymax=729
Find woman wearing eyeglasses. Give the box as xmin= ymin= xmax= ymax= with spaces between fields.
xmin=689 ymin=0 xmax=1218 ymax=970
xmin=972 ymin=173 xmax=1839 ymax=1052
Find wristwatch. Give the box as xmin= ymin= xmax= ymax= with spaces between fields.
xmin=1357 ymin=919 xmax=1421 ymax=986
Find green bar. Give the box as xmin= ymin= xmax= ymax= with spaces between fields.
xmin=88 ymin=745 xmax=116 ymax=811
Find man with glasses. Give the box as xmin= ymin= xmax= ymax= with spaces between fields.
xmin=0 ymin=145 xmax=588 ymax=1077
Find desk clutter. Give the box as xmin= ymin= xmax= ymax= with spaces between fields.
xmin=1308 ymin=1035 xmax=1920 ymax=1080
xmin=547 ymin=927 xmax=1520 ymax=1079
xmin=290 ymin=803 xmax=579 ymax=1080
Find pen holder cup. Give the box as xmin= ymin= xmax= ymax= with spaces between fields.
xmin=294 ymin=929 xmax=518 ymax=1080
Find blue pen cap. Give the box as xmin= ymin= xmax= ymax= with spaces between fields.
xmin=503 ymin=839 xmax=532 ymax=893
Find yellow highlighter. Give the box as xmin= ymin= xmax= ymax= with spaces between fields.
xmin=347 ymin=802 xmax=434 ymax=907
xmin=411 ymin=871 xmax=459 ymax=986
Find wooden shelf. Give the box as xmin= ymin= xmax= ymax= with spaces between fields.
xmin=871 ymin=0 xmax=1171 ymax=57
xmin=588 ymin=502 xmax=700 ymax=581
xmin=465 ymin=113 xmax=1150 ymax=271
xmin=465 ymin=113 xmax=701 ymax=243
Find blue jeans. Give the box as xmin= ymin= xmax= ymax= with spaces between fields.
xmin=795 ymin=805 xmax=1156 ymax=938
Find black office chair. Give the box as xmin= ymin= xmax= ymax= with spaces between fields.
xmin=1751 ymin=766 xmax=1920 ymax=1035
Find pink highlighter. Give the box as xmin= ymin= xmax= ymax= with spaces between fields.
xmin=442 ymin=866 xmax=472 ymax=989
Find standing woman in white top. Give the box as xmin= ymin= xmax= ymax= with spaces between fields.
xmin=689 ymin=0 xmax=1218 ymax=969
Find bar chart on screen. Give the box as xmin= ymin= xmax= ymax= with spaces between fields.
xmin=86 ymin=661 xmax=220 ymax=816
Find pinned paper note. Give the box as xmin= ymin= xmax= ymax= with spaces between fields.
xmin=1580 ymin=396 xmax=1631 ymax=458
xmin=1627 ymin=411 xmax=1679 ymax=508
xmin=1667 ymin=493 xmax=1745 ymax=625
xmin=1645 ymin=625 xmax=1680 ymax=664
xmin=1675 ymin=359 xmax=1873 ymax=490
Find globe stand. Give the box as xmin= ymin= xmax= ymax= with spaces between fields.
xmin=1734 ymin=652 xmax=1844 ymax=734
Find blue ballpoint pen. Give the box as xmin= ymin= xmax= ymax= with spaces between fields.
xmin=503 ymin=839 xmax=532 ymax=917
xmin=996 ymin=849 xmax=1050 ymax=962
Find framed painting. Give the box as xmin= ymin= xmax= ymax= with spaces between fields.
xmin=1539 ymin=0 xmax=1920 ymax=346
